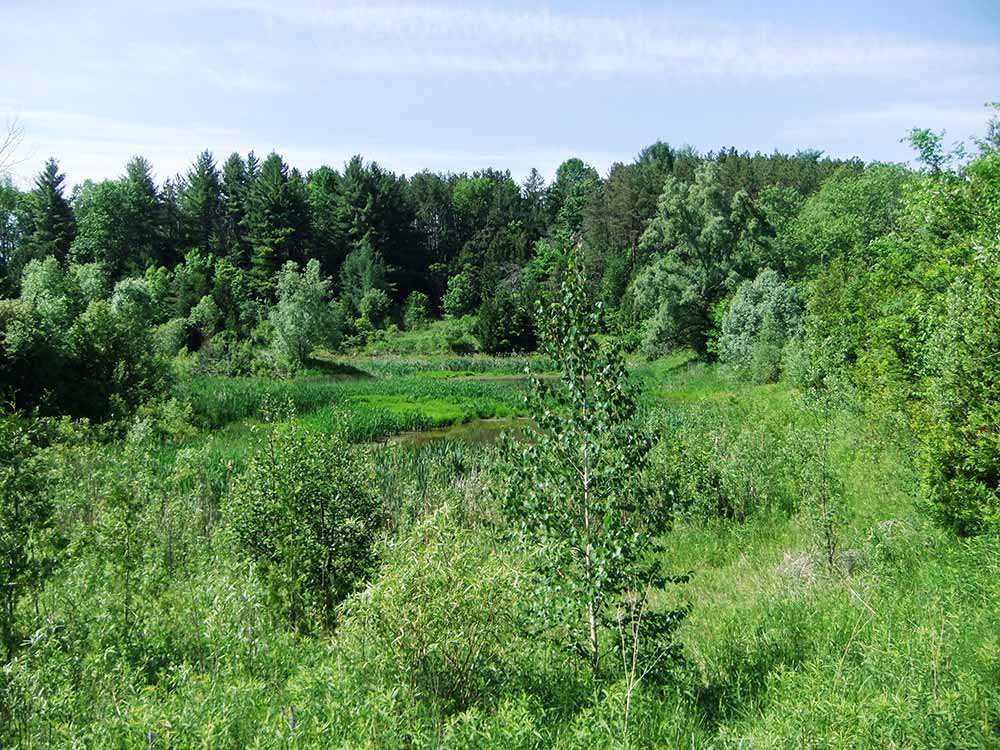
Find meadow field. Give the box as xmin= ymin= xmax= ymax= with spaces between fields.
xmin=3 ymin=348 xmax=995 ymax=749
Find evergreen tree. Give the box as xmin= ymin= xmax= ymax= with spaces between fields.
xmin=121 ymin=156 xmax=161 ymax=270
xmin=27 ymin=158 xmax=76 ymax=264
xmin=306 ymin=165 xmax=346 ymax=276
xmin=178 ymin=150 xmax=223 ymax=255
xmin=220 ymin=152 xmax=251 ymax=264
xmin=156 ymin=177 xmax=184 ymax=267
xmin=335 ymin=156 xmax=415 ymax=297
xmin=244 ymin=153 xmax=309 ymax=296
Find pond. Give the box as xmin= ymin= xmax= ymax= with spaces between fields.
xmin=389 ymin=417 xmax=532 ymax=448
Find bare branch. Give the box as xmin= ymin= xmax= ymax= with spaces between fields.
xmin=0 ymin=117 xmax=25 ymax=178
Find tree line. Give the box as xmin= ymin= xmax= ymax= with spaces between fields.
xmin=2 ymin=110 xmax=999 ymax=535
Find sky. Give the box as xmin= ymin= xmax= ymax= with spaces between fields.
xmin=1 ymin=0 xmax=998 ymax=188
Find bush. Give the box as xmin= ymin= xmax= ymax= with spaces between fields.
xmin=0 ymin=412 xmax=55 ymax=659
xmin=152 ymin=317 xmax=192 ymax=357
xmin=269 ymin=259 xmax=340 ymax=367
xmin=445 ymin=315 xmax=479 ymax=354
xmin=402 ymin=290 xmax=431 ymax=330
xmin=110 ymin=276 xmax=160 ymax=326
xmin=187 ymin=294 xmax=223 ymax=337
xmin=67 ymin=299 xmax=171 ymax=421
xmin=225 ymin=417 xmax=383 ymax=630
xmin=921 ymin=245 xmax=1000 ymax=535
xmin=652 ymin=405 xmax=804 ymax=522
xmin=475 ymin=288 xmax=535 ymax=354
xmin=442 ymin=271 xmax=478 ymax=318
xmin=337 ymin=508 xmax=531 ymax=713
xmin=358 ymin=287 xmax=390 ymax=330
xmin=719 ymin=269 xmax=801 ymax=383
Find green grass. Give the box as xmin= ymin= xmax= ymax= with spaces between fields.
xmin=5 ymin=353 xmax=998 ymax=748
xmin=175 ymin=369 xmax=526 ymax=431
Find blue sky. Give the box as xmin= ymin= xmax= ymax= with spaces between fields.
xmin=2 ymin=0 xmax=998 ymax=188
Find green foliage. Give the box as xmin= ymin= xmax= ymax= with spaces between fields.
xmin=503 ymin=255 xmax=685 ymax=679
xmin=920 ymin=244 xmax=1000 ymax=535
xmin=188 ymin=294 xmax=223 ymax=337
xmin=442 ymin=270 xmax=478 ymax=317
xmin=338 ymin=508 xmax=531 ymax=713
xmin=1 ymin=259 xmax=169 ymax=420
xmin=170 ymin=249 xmax=214 ymax=318
xmin=225 ymin=416 xmax=383 ymax=631
xmin=0 ymin=413 xmax=56 ymax=659
xmin=719 ymin=269 xmax=802 ymax=383
xmin=475 ymin=286 xmax=535 ymax=354
xmin=26 ymin=159 xmax=75 ymax=265
xmin=358 ymin=286 xmax=390 ymax=330
xmin=401 ymin=290 xmax=430 ymax=330
xmin=68 ymin=299 xmax=172 ymax=421
xmin=269 ymin=259 xmax=339 ymax=367
xmin=338 ymin=239 xmax=387 ymax=315
xmin=152 ymin=317 xmax=190 ymax=357
xmin=630 ymin=162 xmax=748 ymax=357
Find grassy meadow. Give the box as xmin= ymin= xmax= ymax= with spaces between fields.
xmin=2 ymin=350 xmax=996 ymax=749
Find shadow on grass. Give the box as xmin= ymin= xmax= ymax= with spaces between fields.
xmin=303 ymin=357 xmax=375 ymax=380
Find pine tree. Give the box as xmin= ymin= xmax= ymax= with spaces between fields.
xmin=156 ymin=177 xmax=184 ymax=267
xmin=28 ymin=158 xmax=76 ymax=264
xmin=122 ymin=156 xmax=161 ymax=270
xmin=178 ymin=150 xmax=223 ymax=255
xmin=244 ymin=153 xmax=309 ymax=297
xmin=221 ymin=152 xmax=251 ymax=265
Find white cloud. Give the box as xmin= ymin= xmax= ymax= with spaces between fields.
xmin=175 ymin=0 xmax=998 ymax=79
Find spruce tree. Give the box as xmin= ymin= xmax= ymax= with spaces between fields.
xmin=122 ymin=156 xmax=161 ymax=270
xmin=178 ymin=150 xmax=223 ymax=255
xmin=221 ymin=152 xmax=251 ymax=264
xmin=244 ymin=153 xmax=309 ymax=297
xmin=28 ymin=158 xmax=76 ymax=264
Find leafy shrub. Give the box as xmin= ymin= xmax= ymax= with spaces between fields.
xmin=152 ymin=317 xmax=192 ymax=357
xmin=719 ymin=269 xmax=801 ymax=383
xmin=225 ymin=417 xmax=383 ymax=630
xmin=68 ymin=299 xmax=171 ymax=421
xmin=442 ymin=271 xmax=478 ymax=318
xmin=652 ymin=405 xmax=804 ymax=522
xmin=110 ymin=276 xmax=160 ymax=326
xmin=269 ymin=259 xmax=341 ymax=366
xmin=402 ymin=290 xmax=431 ymax=330
xmin=187 ymin=294 xmax=223 ymax=337
xmin=337 ymin=508 xmax=532 ymax=713
xmin=0 ymin=412 xmax=56 ymax=659
xmin=920 ymin=244 xmax=1000 ymax=535
xmin=475 ymin=288 xmax=535 ymax=354
xmin=358 ymin=287 xmax=390 ymax=329
xmin=445 ymin=315 xmax=479 ymax=354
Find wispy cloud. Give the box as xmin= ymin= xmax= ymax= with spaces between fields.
xmin=176 ymin=0 xmax=998 ymax=79
xmin=2 ymin=0 xmax=997 ymax=184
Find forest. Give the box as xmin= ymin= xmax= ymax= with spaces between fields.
xmin=0 ymin=107 xmax=999 ymax=748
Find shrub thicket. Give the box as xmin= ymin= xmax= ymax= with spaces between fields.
xmin=225 ymin=416 xmax=383 ymax=631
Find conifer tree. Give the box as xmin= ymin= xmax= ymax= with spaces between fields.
xmin=221 ymin=152 xmax=251 ymax=264
xmin=28 ymin=158 xmax=76 ymax=264
xmin=178 ymin=150 xmax=223 ymax=255
xmin=244 ymin=153 xmax=309 ymax=296
xmin=122 ymin=156 xmax=161 ymax=269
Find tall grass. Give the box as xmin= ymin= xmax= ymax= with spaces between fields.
xmin=3 ymin=356 xmax=998 ymax=748
xmin=176 ymin=372 xmax=525 ymax=432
